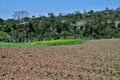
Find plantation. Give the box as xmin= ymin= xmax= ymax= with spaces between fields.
xmin=0 ymin=39 xmax=120 ymax=80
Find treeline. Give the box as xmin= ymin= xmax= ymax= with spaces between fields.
xmin=0 ymin=7 xmax=120 ymax=42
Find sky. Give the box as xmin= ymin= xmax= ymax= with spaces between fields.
xmin=0 ymin=0 xmax=120 ymax=19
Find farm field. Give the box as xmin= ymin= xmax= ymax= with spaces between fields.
xmin=0 ymin=39 xmax=120 ymax=80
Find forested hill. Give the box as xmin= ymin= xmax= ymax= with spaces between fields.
xmin=0 ymin=7 xmax=120 ymax=42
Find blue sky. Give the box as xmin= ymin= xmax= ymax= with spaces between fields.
xmin=0 ymin=0 xmax=120 ymax=19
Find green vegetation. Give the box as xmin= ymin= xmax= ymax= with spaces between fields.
xmin=0 ymin=42 xmax=32 ymax=46
xmin=0 ymin=7 xmax=120 ymax=43
xmin=0 ymin=39 xmax=87 ymax=46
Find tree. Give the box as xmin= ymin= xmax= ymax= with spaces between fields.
xmin=12 ymin=11 xmax=29 ymax=20
xmin=0 ymin=31 xmax=8 ymax=41
xmin=116 ymin=7 xmax=120 ymax=11
xmin=48 ymin=12 xmax=54 ymax=17
xmin=0 ymin=18 xmax=4 ymax=25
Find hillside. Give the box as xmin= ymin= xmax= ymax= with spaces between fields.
xmin=0 ymin=7 xmax=120 ymax=42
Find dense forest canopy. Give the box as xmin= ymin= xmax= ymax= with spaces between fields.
xmin=0 ymin=7 xmax=120 ymax=42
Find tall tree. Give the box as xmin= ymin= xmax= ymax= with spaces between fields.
xmin=12 ymin=11 xmax=29 ymax=20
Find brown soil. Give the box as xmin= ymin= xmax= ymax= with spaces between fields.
xmin=0 ymin=39 xmax=120 ymax=80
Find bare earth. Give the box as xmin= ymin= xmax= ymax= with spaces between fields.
xmin=0 ymin=39 xmax=120 ymax=80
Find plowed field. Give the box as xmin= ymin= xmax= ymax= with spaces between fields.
xmin=0 ymin=39 xmax=120 ymax=80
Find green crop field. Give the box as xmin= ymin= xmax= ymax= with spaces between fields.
xmin=0 ymin=39 xmax=87 ymax=46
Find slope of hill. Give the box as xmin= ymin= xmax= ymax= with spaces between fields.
xmin=0 ymin=7 xmax=120 ymax=42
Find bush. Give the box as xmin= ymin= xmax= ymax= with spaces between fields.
xmin=0 ymin=31 xmax=8 ymax=41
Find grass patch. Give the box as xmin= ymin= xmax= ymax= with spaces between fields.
xmin=0 ymin=42 xmax=33 ymax=46
xmin=0 ymin=39 xmax=87 ymax=46
xmin=32 ymin=39 xmax=87 ymax=46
